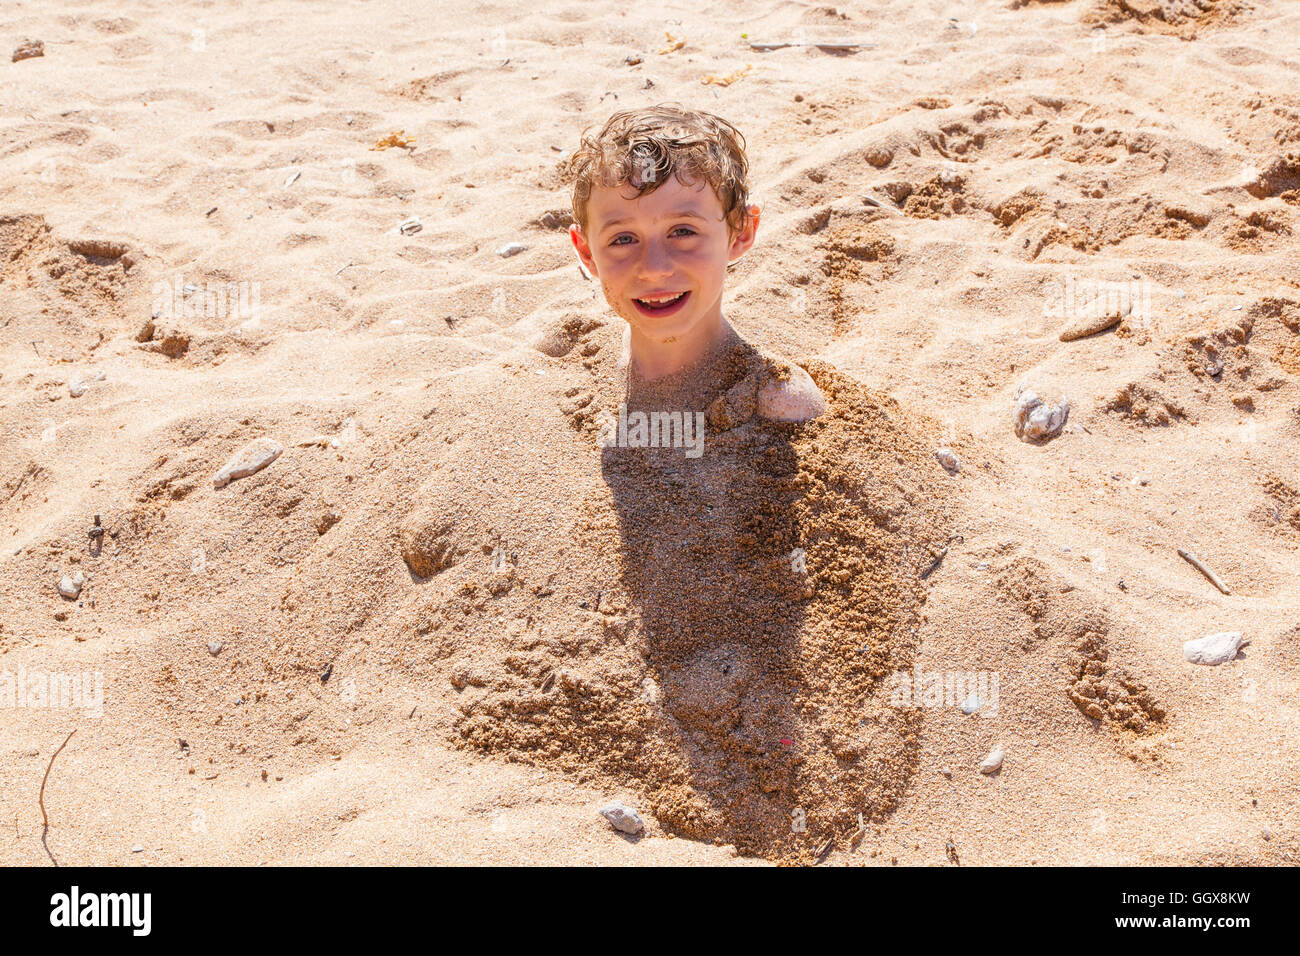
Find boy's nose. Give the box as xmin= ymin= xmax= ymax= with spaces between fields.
xmin=638 ymin=240 xmax=674 ymax=277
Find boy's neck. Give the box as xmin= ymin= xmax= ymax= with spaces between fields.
xmin=627 ymin=309 xmax=730 ymax=382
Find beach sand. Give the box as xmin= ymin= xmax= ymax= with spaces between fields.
xmin=1 ymin=0 xmax=1298 ymax=865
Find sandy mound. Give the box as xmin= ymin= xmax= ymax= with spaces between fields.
xmin=160 ymin=312 xmax=957 ymax=863
xmin=448 ymin=353 xmax=955 ymax=861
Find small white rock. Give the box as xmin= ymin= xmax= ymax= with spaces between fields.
xmin=935 ymin=447 xmax=960 ymax=473
xmin=940 ymin=766 xmax=953 ymax=778
xmin=213 ymin=437 xmax=283 ymax=489
xmin=208 ymin=640 xmax=224 ymax=656
xmin=131 ymin=845 xmax=144 ymax=853
xmin=398 ymin=218 xmax=422 ymax=235
xmin=68 ymin=378 xmax=88 ymax=397
xmin=641 ymin=676 xmax=660 ymax=704
xmin=498 ymin=242 xmax=527 ymax=258
xmin=599 ymin=801 xmax=644 ymax=835
xmin=1183 ymin=631 xmax=1243 ymax=666
xmin=57 ymin=571 xmax=85 ymax=600
xmin=960 ymin=693 xmax=980 ymax=715
xmin=1013 ymin=386 xmax=1069 ymax=442
xmin=979 ymin=748 xmax=1004 ymax=775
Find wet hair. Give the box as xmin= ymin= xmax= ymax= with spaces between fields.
xmin=559 ymin=103 xmax=750 ymax=239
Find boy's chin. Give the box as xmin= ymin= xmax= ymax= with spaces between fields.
xmin=637 ymin=321 xmax=698 ymax=345
xmin=625 ymin=309 xmax=711 ymax=344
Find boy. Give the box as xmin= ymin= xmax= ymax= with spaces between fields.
xmin=561 ymin=104 xmax=825 ymax=425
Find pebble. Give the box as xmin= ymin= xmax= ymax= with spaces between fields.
xmin=641 ymin=676 xmax=659 ymax=704
xmin=935 ymin=447 xmax=960 ymax=473
xmin=131 ymin=845 xmax=143 ymax=853
xmin=12 ymin=39 xmax=44 ymax=62
xmin=57 ymin=571 xmax=85 ymax=600
xmin=1261 ymin=827 xmax=1273 ymax=841
xmin=960 ymin=693 xmax=980 ymax=715
xmin=865 ymin=146 xmax=893 ymax=168
xmin=398 ymin=218 xmax=422 ymax=235
xmin=212 ymin=437 xmax=283 ymax=488
xmin=67 ymin=370 xmax=104 ymax=398
xmin=1183 ymin=631 xmax=1243 ymax=666
xmin=535 ymin=209 xmax=574 ymax=230
xmin=941 ymin=767 xmax=953 ymax=778
xmin=498 ymin=242 xmax=527 ymax=258
xmin=1058 ymin=300 xmax=1129 ymax=341
xmin=208 ymin=640 xmax=224 ymax=656
xmin=979 ymin=748 xmax=1004 ymax=775
xmin=598 ymin=801 xmax=644 ymax=835
xmin=1013 ymin=387 xmax=1069 ymax=442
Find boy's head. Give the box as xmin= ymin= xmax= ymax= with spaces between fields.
xmin=561 ymin=104 xmax=760 ymax=375
xmin=562 ymin=103 xmax=751 ymax=240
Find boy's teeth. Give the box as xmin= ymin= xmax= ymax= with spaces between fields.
xmin=640 ymin=293 xmax=684 ymax=305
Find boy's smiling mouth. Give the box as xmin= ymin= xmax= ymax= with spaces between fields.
xmin=631 ymin=290 xmax=691 ymax=317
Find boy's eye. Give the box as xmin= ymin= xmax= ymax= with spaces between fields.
xmin=609 ymin=227 xmax=696 ymax=247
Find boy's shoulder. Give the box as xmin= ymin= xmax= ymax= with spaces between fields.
xmin=707 ymin=346 xmax=826 ymax=430
xmin=756 ymin=361 xmax=826 ymax=423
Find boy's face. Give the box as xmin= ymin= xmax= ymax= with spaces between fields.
xmin=569 ymin=174 xmax=758 ymax=348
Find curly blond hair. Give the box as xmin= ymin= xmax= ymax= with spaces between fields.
xmin=559 ymin=103 xmax=750 ymax=239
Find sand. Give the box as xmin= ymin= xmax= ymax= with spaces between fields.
xmin=1 ymin=0 xmax=1298 ymax=865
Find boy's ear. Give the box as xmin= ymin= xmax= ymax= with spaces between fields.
xmin=569 ymin=224 xmax=598 ymax=278
xmin=727 ymin=204 xmax=760 ymax=263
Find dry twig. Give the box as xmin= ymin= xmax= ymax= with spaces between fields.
xmin=1177 ymin=549 xmax=1230 ymax=595
xmin=39 ymin=729 xmax=76 ymax=866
